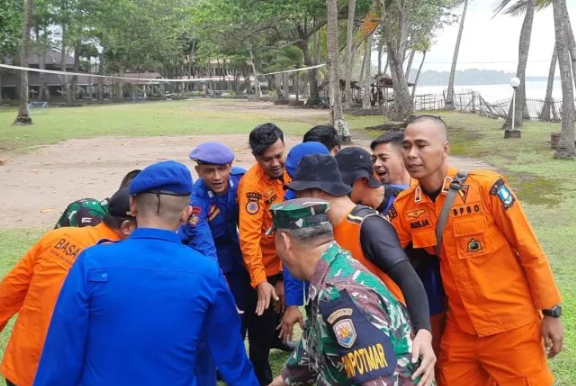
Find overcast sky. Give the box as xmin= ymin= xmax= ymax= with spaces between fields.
xmin=413 ymin=1 xmax=576 ymax=76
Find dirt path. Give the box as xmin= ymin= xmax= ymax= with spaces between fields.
xmin=0 ymin=131 xmax=492 ymax=229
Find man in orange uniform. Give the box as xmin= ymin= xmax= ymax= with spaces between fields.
xmin=390 ymin=115 xmax=564 ymax=386
xmin=0 ymin=188 xmax=136 ymax=386
xmin=238 ymin=123 xmax=291 ymax=386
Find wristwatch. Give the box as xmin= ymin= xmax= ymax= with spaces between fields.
xmin=542 ymin=305 xmax=562 ymax=318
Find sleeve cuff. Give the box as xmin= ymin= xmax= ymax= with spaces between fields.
xmin=250 ymin=269 xmax=268 ymax=288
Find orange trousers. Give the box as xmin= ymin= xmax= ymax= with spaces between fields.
xmin=438 ymin=320 xmax=554 ymax=386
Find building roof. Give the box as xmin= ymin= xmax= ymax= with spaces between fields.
xmin=4 ymin=48 xmax=75 ymax=68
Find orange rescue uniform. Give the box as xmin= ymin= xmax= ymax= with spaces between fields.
xmin=0 ymin=223 xmax=119 ymax=386
xmin=333 ymin=208 xmax=405 ymax=304
xmin=390 ymin=167 xmax=561 ymax=386
xmin=238 ymin=163 xmax=290 ymax=287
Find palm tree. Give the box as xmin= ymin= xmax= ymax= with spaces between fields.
xmin=445 ymin=0 xmax=469 ymax=111
xmin=495 ymin=0 xmax=536 ymax=132
xmin=553 ymin=0 xmax=575 ymax=159
xmin=411 ymin=38 xmax=431 ymax=101
xmin=344 ymin=0 xmax=357 ymax=109
xmin=326 ymin=0 xmax=349 ymax=139
xmin=14 ymin=0 xmax=35 ymax=125
xmin=540 ymin=47 xmax=557 ymax=121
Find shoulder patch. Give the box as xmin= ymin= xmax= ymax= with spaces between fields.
xmin=187 ymin=206 xmax=202 ymax=227
xmin=490 ymin=179 xmax=515 ymax=210
xmin=387 ymin=205 xmax=398 ymax=220
xmin=319 ymin=289 xmax=397 ymax=383
xmin=246 ymin=201 xmax=260 ymax=215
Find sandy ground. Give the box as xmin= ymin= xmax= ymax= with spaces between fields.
xmin=0 ymin=128 xmax=492 ymax=229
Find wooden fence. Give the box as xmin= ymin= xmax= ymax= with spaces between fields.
xmin=413 ymin=90 xmax=572 ymax=122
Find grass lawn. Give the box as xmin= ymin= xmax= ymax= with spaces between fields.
xmin=0 ymin=103 xmax=574 ymax=384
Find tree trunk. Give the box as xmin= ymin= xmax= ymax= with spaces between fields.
xmin=377 ymin=36 xmax=384 ymax=75
xmin=0 ymin=71 xmax=3 ymax=103
xmin=60 ymin=24 xmax=71 ymax=105
xmin=344 ymin=0 xmax=356 ymax=109
xmin=405 ymin=48 xmax=416 ymax=80
xmin=14 ymin=0 xmax=34 ymax=125
xmin=412 ymin=50 xmax=427 ymax=101
xmin=445 ymin=0 xmax=468 ymax=110
xmin=553 ymin=0 xmax=575 ymax=159
xmin=40 ymin=26 xmax=49 ymax=100
xmin=35 ymin=27 xmax=46 ymax=101
xmin=363 ymin=33 xmax=373 ymax=109
xmin=249 ymin=48 xmax=261 ymax=100
xmin=115 ymin=66 xmax=124 ymax=102
xmin=563 ymin=7 xmax=576 ymax=89
xmin=273 ymin=74 xmax=284 ymax=101
xmin=71 ymin=41 xmax=80 ymax=102
xmin=296 ymin=30 xmax=321 ymax=105
xmin=540 ymin=47 xmax=557 ymax=121
xmin=283 ymin=72 xmax=289 ymax=99
xmin=502 ymin=0 xmax=535 ymax=130
xmin=326 ymin=0 xmax=347 ymax=136
xmin=97 ymin=52 xmax=104 ymax=101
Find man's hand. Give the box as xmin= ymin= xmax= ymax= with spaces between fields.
xmin=268 ymin=375 xmax=287 ymax=386
xmin=542 ymin=316 xmax=564 ymax=358
xmin=256 ymin=281 xmax=278 ymax=316
xmin=273 ymin=280 xmax=285 ymax=313
xmin=277 ymin=305 xmax=304 ymax=342
xmin=411 ymin=329 xmax=436 ymax=386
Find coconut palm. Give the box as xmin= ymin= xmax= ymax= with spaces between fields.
xmin=552 ymin=0 xmax=575 ymax=159
xmin=445 ymin=0 xmax=468 ymax=111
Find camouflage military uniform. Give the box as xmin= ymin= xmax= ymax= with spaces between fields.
xmin=269 ymin=199 xmax=417 ymax=386
xmin=54 ymin=198 xmax=109 ymax=229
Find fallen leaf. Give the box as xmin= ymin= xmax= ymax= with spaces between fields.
xmin=41 ymin=208 xmax=55 ymax=213
xmin=0 ymin=159 xmax=6 ymax=166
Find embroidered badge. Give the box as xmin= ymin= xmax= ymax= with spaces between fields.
xmin=467 ymin=238 xmax=483 ymax=252
xmin=458 ymin=185 xmax=470 ymax=203
xmin=388 ymin=206 xmax=398 ymax=220
xmin=246 ymin=192 xmax=262 ymax=201
xmin=188 ymin=206 xmax=201 ymax=227
xmin=406 ymin=209 xmax=426 ymax=219
xmin=333 ymin=319 xmax=357 ymax=348
xmin=490 ymin=179 xmax=515 ymax=210
xmin=246 ymin=201 xmax=260 ymax=215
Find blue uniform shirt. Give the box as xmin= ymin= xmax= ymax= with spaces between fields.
xmin=34 ymin=228 xmax=258 ymax=386
xmin=179 ymin=167 xmax=246 ymax=274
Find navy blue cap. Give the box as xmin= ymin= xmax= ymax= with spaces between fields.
xmin=129 ymin=160 xmax=193 ymax=196
xmin=285 ymin=142 xmax=329 ymax=178
xmin=189 ymin=142 xmax=235 ymax=165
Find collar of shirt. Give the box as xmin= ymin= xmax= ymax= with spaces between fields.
xmin=413 ymin=166 xmax=458 ymax=204
xmin=256 ymin=163 xmax=290 ymax=186
xmin=308 ymin=241 xmax=340 ymax=302
xmin=129 ymin=227 xmax=182 ymax=244
xmin=94 ymin=223 xmax=122 ymax=241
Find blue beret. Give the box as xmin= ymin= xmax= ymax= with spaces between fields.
xmin=189 ymin=142 xmax=235 ymax=165
xmin=286 ymin=142 xmax=329 ymax=178
xmin=129 ymin=160 xmax=193 ymax=196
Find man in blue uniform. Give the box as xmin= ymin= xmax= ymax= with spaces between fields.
xmin=180 ymin=142 xmax=250 ymax=332
xmin=34 ymin=160 xmax=259 ymax=386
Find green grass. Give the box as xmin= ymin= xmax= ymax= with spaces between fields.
xmin=0 ymin=104 xmax=574 ymax=384
xmin=0 ymin=100 xmax=322 ymax=152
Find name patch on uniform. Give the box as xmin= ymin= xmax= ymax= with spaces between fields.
xmin=410 ymin=219 xmax=430 ymax=229
xmin=452 ymin=205 xmax=481 ymax=217
xmin=490 ymin=179 xmax=515 ymax=210
xmin=320 ymin=290 xmax=397 ymax=384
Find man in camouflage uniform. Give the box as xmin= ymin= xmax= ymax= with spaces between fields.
xmin=268 ymin=198 xmax=418 ymax=386
xmin=54 ymin=170 xmax=141 ymax=229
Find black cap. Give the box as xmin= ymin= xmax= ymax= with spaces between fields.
xmin=107 ymin=188 xmax=135 ymax=219
xmin=335 ymin=147 xmax=382 ymax=189
xmin=287 ymin=154 xmax=352 ymax=197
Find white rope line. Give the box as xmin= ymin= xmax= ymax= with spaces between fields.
xmin=0 ymin=63 xmax=327 ymax=83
